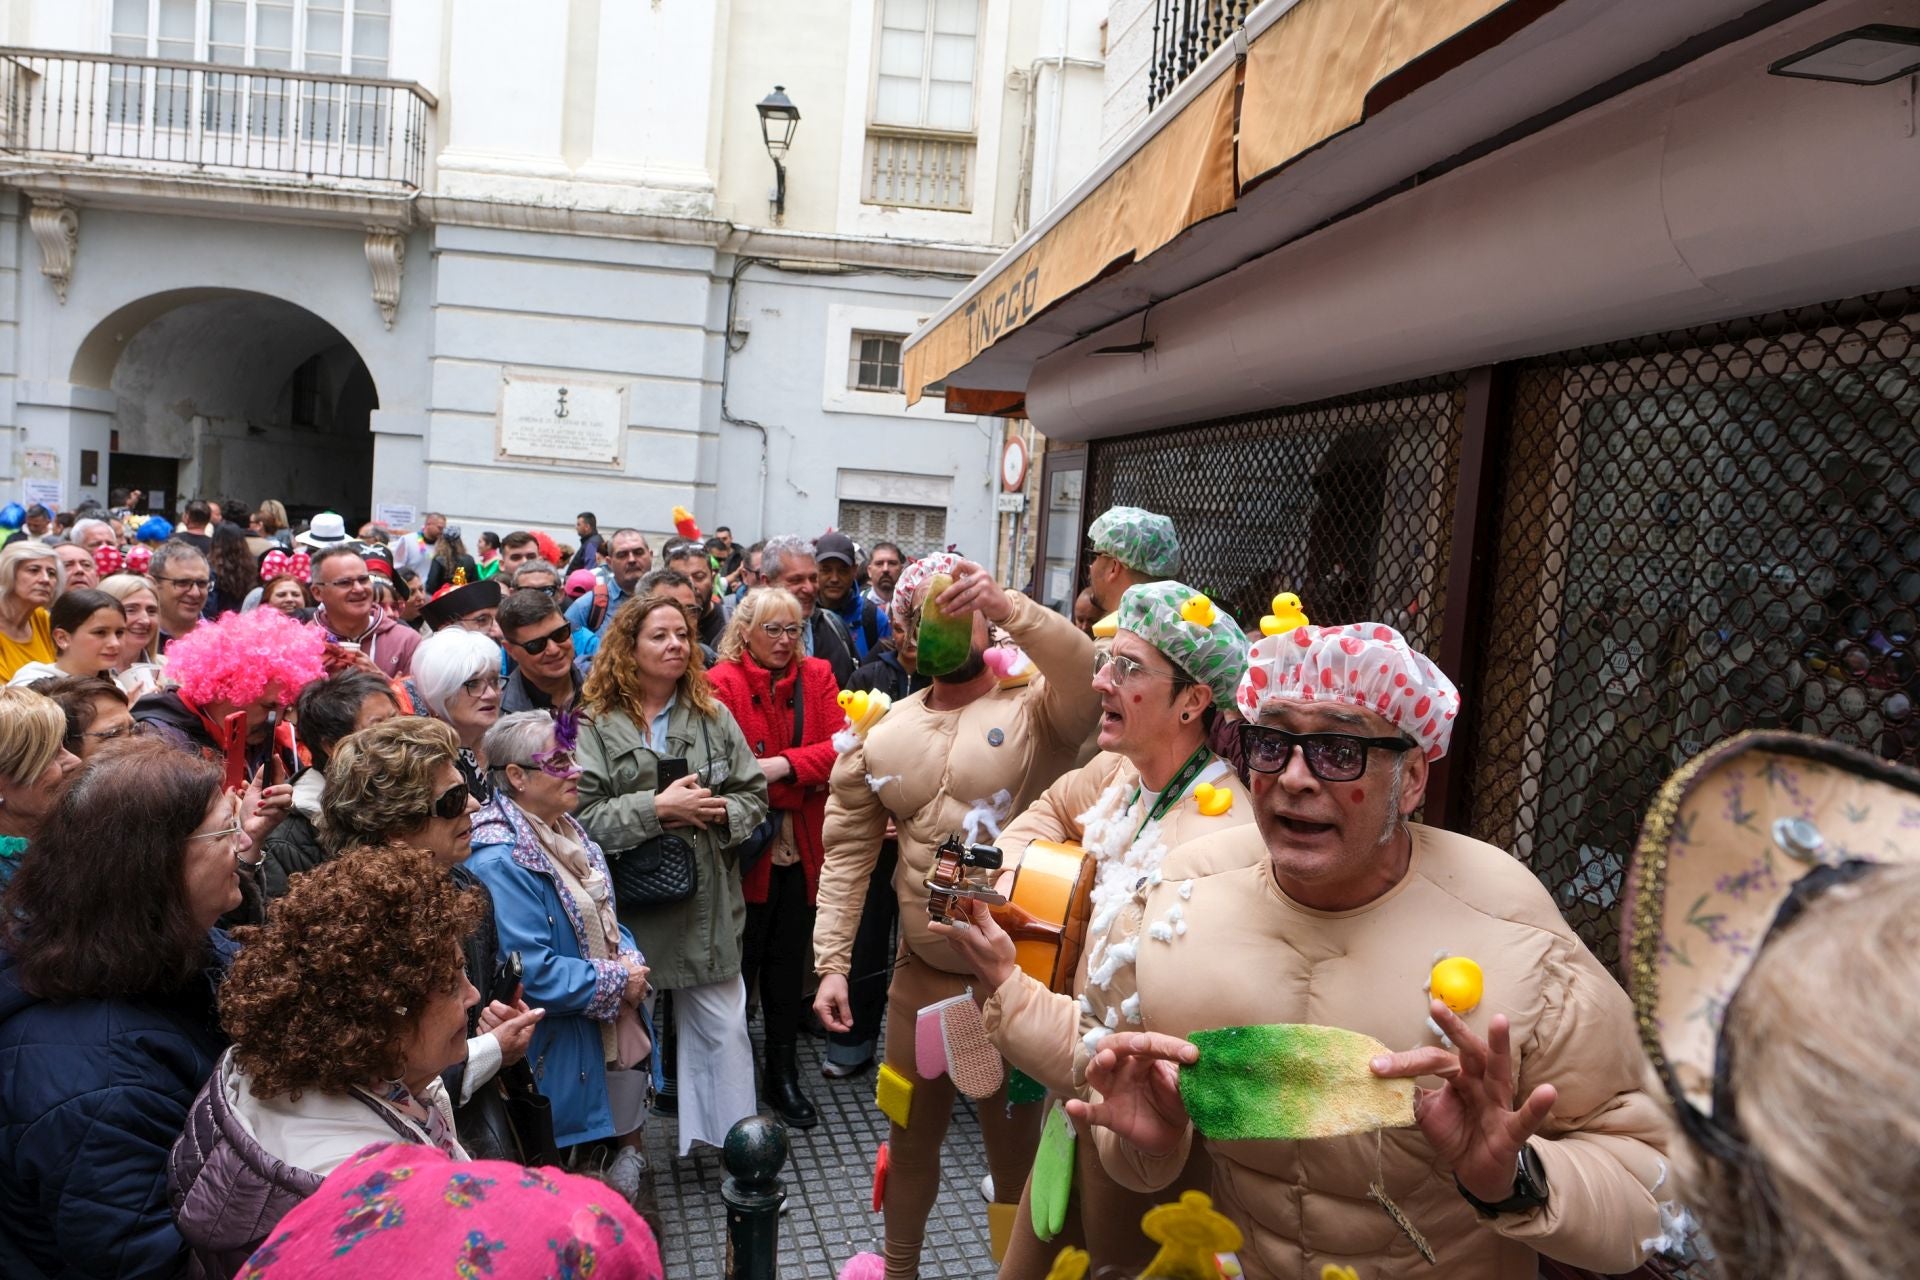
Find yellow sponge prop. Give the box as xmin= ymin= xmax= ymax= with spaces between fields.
xmin=875 ymin=1062 xmax=915 ymax=1129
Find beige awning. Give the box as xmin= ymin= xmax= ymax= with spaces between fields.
xmin=904 ymin=0 xmax=1562 ymax=409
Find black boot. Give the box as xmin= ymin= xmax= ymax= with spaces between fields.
xmin=763 ymin=1043 xmax=818 ymax=1129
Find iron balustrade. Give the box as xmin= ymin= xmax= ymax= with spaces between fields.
xmin=1149 ymin=0 xmax=1253 ymax=109
xmin=0 ymin=47 xmax=435 ymax=189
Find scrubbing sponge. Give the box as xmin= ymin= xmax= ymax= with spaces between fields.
xmin=939 ymin=992 xmax=1004 ymax=1099
xmin=1030 ymin=1102 xmax=1075 ymax=1241
xmin=1178 ymin=1024 xmax=1414 ymax=1141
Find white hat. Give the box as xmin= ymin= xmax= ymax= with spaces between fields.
xmin=296 ymin=512 xmax=350 ymax=548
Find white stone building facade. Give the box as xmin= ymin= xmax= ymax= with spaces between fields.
xmin=0 ymin=0 xmax=1107 ymax=555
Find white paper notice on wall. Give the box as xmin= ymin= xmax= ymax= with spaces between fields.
xmin=375 ymin=504 xmax=418 ymax=531
xmin=497 ymin=374 xmax=627 ymax=468
xmin=22 ymin=479 xmax=61 ymax=509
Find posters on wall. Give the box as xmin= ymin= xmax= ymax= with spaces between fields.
xmin=497 ymin=374 xmax=627 ymax=468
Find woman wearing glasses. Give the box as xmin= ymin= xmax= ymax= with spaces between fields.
xmin=707 ymin=587 xmax=843 ymax=1129
xmin=317 ymin=716 xmax=542 ymax=1156
xmin=0 ymin=685 xmax=80 ymax=888
xmin=577 ymin=592 xmax=769 ymax=1158
xmin=30 ymin=674 xmax=138 ymax=763
xmin=409 ymin=627 xmax=506 ymax=799
xmin=0 ymin=740 xmax=252 ymax=1278
xmin=468 ymin=713 xmax=653 ymax=1193
xmin=927 ymin=580 xmax=1254 ymax=1278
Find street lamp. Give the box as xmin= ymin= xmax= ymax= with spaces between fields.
xmin=756 ymin=85 xmax=801 ymax=223
xmin=1768 ymin=24 xmax=1920 ymax=85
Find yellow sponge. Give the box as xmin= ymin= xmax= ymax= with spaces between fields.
xmin=987 ymin=1201 xmax=1018 ymax=1263
xmin=875 ymin=1062 xmax=915 ymax=1129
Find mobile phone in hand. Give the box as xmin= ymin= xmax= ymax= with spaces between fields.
xmin=656 ymin=757 xmax=689 ymax=789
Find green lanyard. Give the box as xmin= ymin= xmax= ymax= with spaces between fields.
xmin=1131 ymin=743 xmax=1215 ymax=841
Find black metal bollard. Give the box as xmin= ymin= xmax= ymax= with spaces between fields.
xmin=722 ymin=1114 xmax=789 ymax=1280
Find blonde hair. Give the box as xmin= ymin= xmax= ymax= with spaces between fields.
xmin=97 ymin=573 xmax=163 ymax=664
xmin=582 ymin=592 xmax=719 ymax=722
xmin=716 ymin=587 xmax=804 ymax=665
xmin=0 ymin=685 xmax=68 ymax=786
xmin=1692 ymin=863 xmax=1920 ymax=1278
xmin=255 ymin=500 xmax=288 ymax=535
xmin=0 ymin=541 xmax=60 ymax=598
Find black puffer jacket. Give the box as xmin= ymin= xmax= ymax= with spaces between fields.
xmin=260 ymin=772 xmax=328 ymax=902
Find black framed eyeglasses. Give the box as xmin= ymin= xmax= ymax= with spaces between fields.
xmin=461 ymin=673 xmax=503 ymax=698
xmin=431 ymin=783 xmax=471 ymax=820
xmin=1237 ymin=724 xmax=1414 ymax=783
xmin=509 ymin=620 xmax=573 ymax=656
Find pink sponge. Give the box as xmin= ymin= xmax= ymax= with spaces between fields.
xmin=838 ymin=1251 xmax=886 ymax=1280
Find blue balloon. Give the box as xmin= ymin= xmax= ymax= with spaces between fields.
xmin=0 ymin=503 xmax=24 ymax=529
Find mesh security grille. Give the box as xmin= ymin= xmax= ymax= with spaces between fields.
xmin=1468 ymin=291 xmax=1920 ymax=971
xmin=1085 ymin=377 xmax=1466 ymax=650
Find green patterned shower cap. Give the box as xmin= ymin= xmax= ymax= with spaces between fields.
xmin=1088 ymin=506 xmax=1181 ymax=577
xmin=1116 ymin=581 xmax=1250 ymax=709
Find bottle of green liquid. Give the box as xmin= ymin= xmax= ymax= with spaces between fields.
xmin=915 ymin=573 xmax=974 ymax=677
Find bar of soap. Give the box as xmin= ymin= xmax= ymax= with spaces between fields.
xmin=916 ymin=572 xmax=974 ymax=677
xmin=1179 ymin=1024 xmax=1415 ymax=1141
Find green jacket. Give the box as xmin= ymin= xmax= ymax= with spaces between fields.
xmin=575 ymin=697 xmax=769 ymax=990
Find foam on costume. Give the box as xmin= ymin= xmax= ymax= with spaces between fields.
xmin=1179 ymin=1024 xmax=1414 ymax=1141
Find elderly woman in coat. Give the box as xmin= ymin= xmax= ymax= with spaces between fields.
xmin=468 ymin=712 xmax=651 ymax=1184
xmin=576 ymin=592 xmax=768 ymax=1157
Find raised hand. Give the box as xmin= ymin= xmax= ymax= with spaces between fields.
xmin=1371 ymin=1000 xmax=1558 ymax=1202
xmin=934 ymin=559 xmax=1015 ymax=625
xmin=1062 ymin=1031 xmax=1197 ymax=1158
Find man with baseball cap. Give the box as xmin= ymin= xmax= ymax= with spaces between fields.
xmin=815 ymin=530 xmax=889 ymax=662
xmin=1068 ymin=622 xmax=1671 ymax=1278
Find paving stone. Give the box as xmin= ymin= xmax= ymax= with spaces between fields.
xmin=642 ymin=1024 xmax=996 ymax=1278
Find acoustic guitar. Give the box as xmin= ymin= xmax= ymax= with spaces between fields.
xmin=926 ymin=835 xmax=1096 ymax=993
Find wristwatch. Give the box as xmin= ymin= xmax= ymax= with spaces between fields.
xmin=1456 ymin=1144 xmax=1550 ymax=1218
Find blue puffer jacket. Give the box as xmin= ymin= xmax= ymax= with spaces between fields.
xmin=0 ymin=932 xmax=235 ymax=1279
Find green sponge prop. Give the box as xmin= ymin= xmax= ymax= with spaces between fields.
xmin=1178 ymin=1024 xmax=1415 ymax=1141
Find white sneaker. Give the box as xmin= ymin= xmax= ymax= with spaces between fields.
xmin=979 ymin=1173 xmax=994 ymax=1202
xmin=607 ymin=1147 xmax=649 ymax=1200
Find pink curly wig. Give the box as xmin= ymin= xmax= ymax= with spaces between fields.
xmin=163 ymin=605 xmax=327 ymax=709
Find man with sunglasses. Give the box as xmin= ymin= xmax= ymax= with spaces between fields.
xmin=305 ymin=544 xmax=422 ymax=677
xmin=1067 ymin=623 xmax=1670 ymax=1279
xmin=927 ymin=580 xmax=1258 ymax=1279
xmin=499 ymin=588 xmax=587 ymax=715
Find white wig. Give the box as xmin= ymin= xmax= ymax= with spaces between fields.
xmin=410 ymin=628 xmax=501 ymax=719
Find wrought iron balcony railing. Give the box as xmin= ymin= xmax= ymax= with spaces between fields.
xmin=1149 ymin=0 xmax=1253 ymax=108
xmin=0 ymin=47 xmax=435 ymax=189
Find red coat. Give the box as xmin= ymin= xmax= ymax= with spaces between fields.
xmin=707 ymin=653 xmax=842 ymax=903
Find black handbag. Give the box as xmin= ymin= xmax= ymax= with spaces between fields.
xmin=609 ymin=832 xmax=698 ymax=908
xmin=737 ymin=666 xmax=805 ymax=880
xmin=455 ymin=1060 xmax=559 ymax=1167
xmin=607 ymin=717 xmax=714 ymax=909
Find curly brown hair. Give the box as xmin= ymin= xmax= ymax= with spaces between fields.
xmin=221 ymin=845 xmax=483 ymax=1099
xmin=582 ymin=591 xmax=719 ymax=721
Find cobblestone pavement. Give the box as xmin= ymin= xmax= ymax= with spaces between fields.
xmin=641 ymin=1026 xmax=996 ymax=1279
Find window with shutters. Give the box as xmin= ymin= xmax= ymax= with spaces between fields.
xmin=863 ymin=0 xmax=980 ymax=212
xmin=838 ymin=500 xmax=950 ymax=559
xmin=849 ymin=332 xmax=907 ymax=393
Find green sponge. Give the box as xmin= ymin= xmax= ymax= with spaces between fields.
xmin=1029 ymin=1102 xmax=1075 ymax=1241
xmin=1178 ymin=1024 xmax=1415 ymax=1141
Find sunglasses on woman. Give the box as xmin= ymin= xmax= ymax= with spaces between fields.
xmin=432 ymin=783 xmax=471 ymax=820
xmin=1237 ymin=724 xmax=1414 ymax=783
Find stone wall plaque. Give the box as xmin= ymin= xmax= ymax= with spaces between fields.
xmin=497 ymin=374 xmax=627 ymax=468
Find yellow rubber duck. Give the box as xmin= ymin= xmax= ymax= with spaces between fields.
xmin=1179 ymin=593 xmax=1217 ymax=629
xmin=1192 ymin=782 xmax=1233 ymax=817
xmin=836 ymin=689 xmax=892 ymax=737
xmin=1139 ymin=1190 xmax=1243 ymax=1280
xmin=1045 ymin=1247 xmax=1090 ymax=1280
xmin=1260 ymin=592 xmax=1310 ymax=637
xmin=1322 ymin=1267 xmax=1361 ymax=1280
xmin=1428 ymin=956 xmax=1484 ymax=1015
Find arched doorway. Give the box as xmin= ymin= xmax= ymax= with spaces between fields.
xmin=72 ymin=289 xmax=377 ymax=524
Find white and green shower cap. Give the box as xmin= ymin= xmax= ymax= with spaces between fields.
xmin=1116 ymin=581 xmax=1250 ymax=710
xmin=1088 ymin=506 xmax=1181 ymax=577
